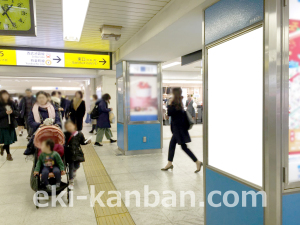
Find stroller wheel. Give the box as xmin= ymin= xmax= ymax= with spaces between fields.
xmin=36 ymin=205 xmax=39 ymax=209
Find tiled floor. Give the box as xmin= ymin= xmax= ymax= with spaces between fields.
xmin=0 ymin=128 xmax=97 ymax=225
xmin=0 ymin=124 xmax=204 ymax=225
xmin=92 ymin=125 xmax=204 ymax=225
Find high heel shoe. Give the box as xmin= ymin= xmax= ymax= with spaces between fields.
xmin=195 ymin=162 xmax=203 ymax=173
xmin=161 ymin=165 xmax=174 ymax=171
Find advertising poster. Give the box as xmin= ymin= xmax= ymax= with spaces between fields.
xmin=130 ymin=74 xmax=158 ymax=122
xmin=289 ymin=0 xmax=300 ymax=182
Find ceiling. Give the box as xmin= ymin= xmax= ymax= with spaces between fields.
xmin=0 ymin=77 xmax=88 ymax=95
xmin=0 ymin=0 xmax=171 ymax=52
xmin=162 ymin=57 xmax=202 ymax=72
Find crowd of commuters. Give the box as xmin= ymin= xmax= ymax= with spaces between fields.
xmin=1 ymin=87 xmax=201 ymax=176
xmin=0 ymin=88 xmax=117 ymax=162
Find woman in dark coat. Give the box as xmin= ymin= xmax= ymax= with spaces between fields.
xmin=24 ymin=91 xmax=61 ymax=156
xmin=68 ymin=91 xmax=86 ymax=131
xmin=162 ymin=88 xmax=202 ymax=173
xmin=94 ymin=94 xmax=116 ymax=147
xmin=0 ymin=90 xmax=19 ymax=161
xmin=28 ymin=91 xmax=61 ymax=134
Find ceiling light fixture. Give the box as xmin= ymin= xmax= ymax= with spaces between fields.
xmin=162 ymin=62 xmax=181 ymax=69
xmin=32 ymin=87 xmax=82 ymax=91
xmin=163 ymin=80 xmax=203 ymax=84
xmin=63 ymin=0 xmax=90 ymax=42
xmin=0 ymin=76 xmax=63 ymax=80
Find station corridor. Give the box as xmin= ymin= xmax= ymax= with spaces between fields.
xmin=0 ymin=125 xmax=203 ymax=225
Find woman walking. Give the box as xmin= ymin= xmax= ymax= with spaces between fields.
xmin=162 ymin=88 xmax=202 ymax=173
xmin=0 ymin=90 xmax=19 ymax=161
xmin=69 ymin=91 xmax=86 ymax=131
xmin=89 ymin=94 xmax=98 ymax=134
xmin=94 ymin=94 xmax=116 ymax=147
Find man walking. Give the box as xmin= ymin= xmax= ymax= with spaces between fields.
xmin=186 ymin=94 xmax=196 ymax=120
xmin=19 ymin=89 xmax=36 ymax=140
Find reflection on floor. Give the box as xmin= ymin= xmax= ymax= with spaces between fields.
xmin=0 ymin=125 xmax=203 ymax=225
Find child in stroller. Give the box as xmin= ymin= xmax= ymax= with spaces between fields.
xmin=30 ymin=123 xmax=70 ymax=208
xmin=34 ymin=139 xmax=65 ymax=191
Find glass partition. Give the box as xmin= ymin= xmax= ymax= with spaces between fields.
xmin=208 ymin=27 xmax=263 ymax=187
xmin=288 ymin=0 xmax=300 ymax=183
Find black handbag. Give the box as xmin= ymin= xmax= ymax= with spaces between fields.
xmin=185 ymin=111 xmax=195 ymax=130
xmin=90 ymin=104 xmax=100 ymax=119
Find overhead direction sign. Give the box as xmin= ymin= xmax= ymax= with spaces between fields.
xmin=0 ymin=48 xmax=112 ymax=70
xmin=65 ymin=53 xmax=110 ymax=69
xmin=0 ymin=49 xmax=17 ymax=65
xmin=16 ymin=51 xmax=65 ymax=67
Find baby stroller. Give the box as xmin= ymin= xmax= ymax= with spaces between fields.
xmin=30 ymin=125 xmax=70 ymax=208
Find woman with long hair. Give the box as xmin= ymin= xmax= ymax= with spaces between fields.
xmin=68 ymin=91 xmax=86 ymax=131
xmin=162 ymin=88 xmax=202 ymax=173
xmin=94 ymin=93 xmax=116 ymax=147
xmin=0 ymin=90 xmax=19 ymax=161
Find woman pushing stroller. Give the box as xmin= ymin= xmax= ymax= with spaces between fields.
xmin=24 ymin=91 xmax=61 ymax=155
xmin=28 ymin=91 xmax=61 ymax=133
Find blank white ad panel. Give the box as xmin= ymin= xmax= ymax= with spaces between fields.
xmin=208 ymin=27 xmax=263 ymax=186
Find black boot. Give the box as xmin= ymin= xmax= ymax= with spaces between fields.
xmin=94 ymin=142 xmax=103 ymax=147
xmin=0 ymin=146 xmax=4 ymax=156
xmin=110 ymin=139 xmax=116 ymax=143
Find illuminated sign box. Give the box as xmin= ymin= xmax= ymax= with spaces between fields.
xmin=0 ymin=48 xmax=112 ymax=70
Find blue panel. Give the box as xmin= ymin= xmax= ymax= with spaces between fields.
xmin=128 ymin=124 xmax=161 ymax=151
xmin=117 ymin=123 xmax=124 ymax=150
xmin=206 ymin=168 xmax=264 ymax=225
xmin=205 ymin=0 xmax=263 ymax=45
xmin=116 ymin=62 xmax=123 ymax=78
xmin=283 ymin=192 xmax=300 ymax=225
xmin=130 ymin=115 xmax=158 ymax=121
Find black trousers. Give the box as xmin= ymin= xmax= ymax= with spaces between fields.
xmin=168 ymin=135 xmax=197 ymax=162
xmin=91 ymin=124 xmax=96 ymax=132
xmin=3 ymin=145 xmax=10 ymax=154
xmin=24 ymin=115 xmax=33 ymax=137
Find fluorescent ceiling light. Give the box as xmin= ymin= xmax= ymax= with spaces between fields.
xmin=162 ymin=62 xmax=181 ymax=69
xmin=63 ymin=0 xmax=90 ymax=42
xmin=32 ymin=87 xmax=82 ymax=91
xmin=163 ymin=80 xmax=203 ymax=84
xmin=0 ymin=77 xmax=63 ymax=80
